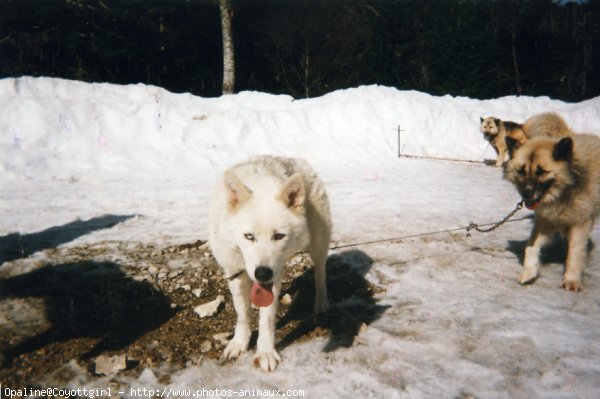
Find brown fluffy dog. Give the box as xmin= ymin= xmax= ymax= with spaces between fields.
xmin=505 ymin=112 xmax=572 ymax=158
xmin=504 ymin=134 xmax=600 ymax=291
xmin=480 ymin=117 xmax=526 ymax=167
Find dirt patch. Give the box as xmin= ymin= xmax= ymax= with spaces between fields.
xmin=0 ymin=241 xmax=385 ymax=387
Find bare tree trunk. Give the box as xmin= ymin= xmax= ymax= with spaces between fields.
xmin=219 ymin=0 xmax=235 ymax=94
xmin=303 ymin=38 xmax=310 ymax=98
xmin=511 ymin=28 xmax=522 ymax=95
xmin=510 ymin=2 xmax=522 ymax=95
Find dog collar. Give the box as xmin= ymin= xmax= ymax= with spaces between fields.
xmin=225 ymin=269 xmax=246 ymax=281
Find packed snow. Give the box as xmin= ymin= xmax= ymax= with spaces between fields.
xmin=2 ymin=77 xmax=600 ymax=398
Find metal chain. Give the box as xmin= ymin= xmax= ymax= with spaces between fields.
xmin=466 ymin=200 xmax=525 ymax=237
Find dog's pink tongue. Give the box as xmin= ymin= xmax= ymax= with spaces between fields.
xmin=250 ymin=282 xmax=274 ymax=307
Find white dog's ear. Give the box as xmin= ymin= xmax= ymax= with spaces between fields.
xmin=224 ymin=170 xmax=252 ymax=212
xmin=278 ymin=173 xmax=305 ymax=214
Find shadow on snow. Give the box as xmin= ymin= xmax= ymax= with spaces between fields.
xmin=0 ymin=214 xmax=135 ymax=265
xmin=276 ymin=249 xmax=390 ymax=353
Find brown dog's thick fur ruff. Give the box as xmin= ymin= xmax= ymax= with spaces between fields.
xmin=480 ymin=113 xmax=571 ymax=167
xmin=504 ymin=133 xmax=600 ymax=291
xmin=506 ymin=112 xmax=572 ymax=157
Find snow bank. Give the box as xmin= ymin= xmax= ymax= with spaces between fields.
xmin=2 ymin=77 xmax=599 ymax=182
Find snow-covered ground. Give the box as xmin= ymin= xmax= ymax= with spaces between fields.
xmin=2 ymin=77 xmax=600 ymax=398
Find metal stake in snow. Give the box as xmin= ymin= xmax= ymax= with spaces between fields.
xmin=396 ymin=124 xmax=405 ymax=158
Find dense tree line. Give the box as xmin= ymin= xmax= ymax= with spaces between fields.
xmin=0 ymin=0 xmax=598 ymax=101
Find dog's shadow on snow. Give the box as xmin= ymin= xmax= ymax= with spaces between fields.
xmin=0 ymin=261 xmax=174 ymax=368
xmin=507 ymin=235 xmax=594 ymax=267
xmin=0 ymin=214 xmax=135 ymax=265
xmin=276 ymin=249 xmax=389 ymax=353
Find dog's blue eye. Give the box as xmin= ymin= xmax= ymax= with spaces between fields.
xmin=272 ymin=233 xmax=286 ymax=241
xmin=244 ymin=233 xmax=255 ymax=241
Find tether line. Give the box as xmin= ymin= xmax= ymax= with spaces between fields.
xmin=330 ymin=212 xmax=530 ymax=250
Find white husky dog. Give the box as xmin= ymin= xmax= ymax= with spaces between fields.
xmin=208 ymin=156 xmax=331 ymax=371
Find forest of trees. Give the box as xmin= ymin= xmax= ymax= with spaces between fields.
xmin=0 ymin=0 xmax=598 ymax=101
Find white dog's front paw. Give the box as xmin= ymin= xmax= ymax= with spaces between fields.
xmin=519 ymin=267 xmax=538 ymax=285
xmin=252 ymin=348 xmax=281 ymax=372
xmin=223 ymin=337 xmax=249 ymax=360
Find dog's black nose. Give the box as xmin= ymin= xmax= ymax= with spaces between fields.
xmin=254 ymin=266 xmax=273 ymax=283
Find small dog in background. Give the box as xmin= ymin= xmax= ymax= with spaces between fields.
xmin=479 ymin=117 xmax=526 ymax=167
